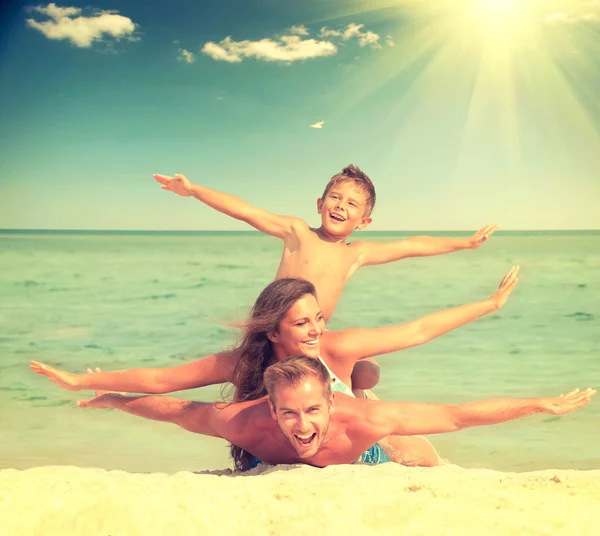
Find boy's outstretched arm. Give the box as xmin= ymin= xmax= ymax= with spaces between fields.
xmin=357 ymin=224 xmax=498 ymax=266
xmin=153 ymin=173 xmax=302 ymax=239
xmin=326 ymin=266 xmax=518 ymax=364
xmin=366 ymin=388 xmax=595 ymax=437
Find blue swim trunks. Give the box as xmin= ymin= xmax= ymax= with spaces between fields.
xmin=249 ymin=456 xmax=262 ymax=469
xmin=247 ymin=442 xmax=390 ymax=470
xmin=358 ymin=443 xmax=391 ymax=465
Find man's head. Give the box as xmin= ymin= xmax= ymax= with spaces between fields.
xmin=264 ymin=355 xmax=334 ymax=459
xmin=317 ymin=165 xmax=376 ymax=237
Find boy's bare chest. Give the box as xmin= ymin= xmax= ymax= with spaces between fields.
xmin=279 ymin=239 xmax=363 ymax=280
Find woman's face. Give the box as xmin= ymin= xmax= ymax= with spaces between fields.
xmin=269 ymin=294 xmax=325 ymax=360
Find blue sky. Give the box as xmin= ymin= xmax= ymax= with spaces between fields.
xmin=1 ymin=0 xmax=599 ymax=230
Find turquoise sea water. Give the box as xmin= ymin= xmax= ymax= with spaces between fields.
xmin=0 ymin=230 xmax=598 ymax=473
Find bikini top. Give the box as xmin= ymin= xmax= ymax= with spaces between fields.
xmin=317 ymin=356 xmax=355 ymax=398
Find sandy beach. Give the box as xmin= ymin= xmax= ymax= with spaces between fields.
xmin=2 ymin=463 xmax=599 ymax=536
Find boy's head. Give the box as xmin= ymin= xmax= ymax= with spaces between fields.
xmin=317 ymin=165 xmax=375 ymax=237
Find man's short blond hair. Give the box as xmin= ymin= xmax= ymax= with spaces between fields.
xmin=264 ymin=355 xmax=331 ymax=406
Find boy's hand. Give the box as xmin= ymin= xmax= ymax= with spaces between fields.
xmin=541 ymin=388 xmax=596 ymax=415
xmin=488 ymin=266 xmax=519 ymax=310
xmin=466 ymin=224 xmax=499 ymax=249
xmin=30 ymin=361 xmax=81 ymax=391
xmin=153 ymin=173 xmax=193 ymax=197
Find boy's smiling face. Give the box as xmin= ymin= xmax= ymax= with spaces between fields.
xmin=317 ymin=180 xmax=372 ymax=238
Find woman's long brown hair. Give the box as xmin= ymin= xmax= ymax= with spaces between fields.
xmin=229 ymin=278 xmax=317 ymax=471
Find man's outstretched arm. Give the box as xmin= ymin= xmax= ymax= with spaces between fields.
xmin=153 ymin=173 xmax=301 ymax=239
xmin=78 ymin=393 xmax=223 ymax=438
xmin=366 ymin=388 xmax=596 ymax=438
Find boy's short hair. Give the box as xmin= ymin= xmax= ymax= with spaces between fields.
xmin=321 ymin=165 xmax=376 ymax=217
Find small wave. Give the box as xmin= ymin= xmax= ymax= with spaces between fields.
xmin=16 ymin=280 xmax=42 ymax=287
xmin=215 ymin=263 xmax=246 ymax=269
xmin=169 ymin=353 xmax=189 ymax=361
xmin=33 ymin=399 xmax=72 ymax=407
xmin=147 ymin=293 xmax=177 ymax=300
xmin=565 ymin=312 xmax=594 ymax=321
xmin=578 ymin=284 xmax=587 ymax=288
xmin=0 ymin=386 xmax=26 ymax=392
xmin=187 ymin=261 xmax=203 ymax=266
xmin=509 ymin=349 xmax=521 ymax=355
xmin=21 ymin=396 xmax=47 ymax=402
xmin=49 ymin=287 xmax=80 ymax=292
xmin=83 ymin=343 xmax=114 ymax=355
xmin=53 ymin=327 xmax=90 ymax=338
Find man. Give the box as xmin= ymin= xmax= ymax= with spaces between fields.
xmin=78 ymin=355 xmax=595 ymax=468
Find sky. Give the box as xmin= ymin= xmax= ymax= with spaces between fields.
xmin=0 ymin=0 xmax=599 ymax=231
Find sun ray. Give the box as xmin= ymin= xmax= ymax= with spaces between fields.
xmin=319 ymin=0 xmax=599 ymax=183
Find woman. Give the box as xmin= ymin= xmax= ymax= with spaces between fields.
xmin=31 ymin=267 xmax=519 ymax=470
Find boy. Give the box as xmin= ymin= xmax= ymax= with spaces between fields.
xmin=153 ymin=165 xmax=498 ymax=391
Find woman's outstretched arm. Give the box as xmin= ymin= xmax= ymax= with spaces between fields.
xmin=30 ymin=350 xmax=238 ymax=394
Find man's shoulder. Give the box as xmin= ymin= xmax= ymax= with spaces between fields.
xmin=333 ymin=395 xmax=371 ymax=428
xmin=223 ymin=398 xmax=273 ymax=442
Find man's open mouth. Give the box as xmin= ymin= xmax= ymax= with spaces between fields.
xmin=329 ymin=213 xmax=345 ymax=222
xmin=294 ymin=433 xmax=316 ymax=446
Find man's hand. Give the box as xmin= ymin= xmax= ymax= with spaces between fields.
xmin=153 ymin=173 xmax=193 ymax=197
xmin=466 ymin=224 xmax=499 ymax=249
xmin=30 ymin=361 xmax=81 ymax=391
xmin=541 ymin=388 xmax=596 ymax=415
xmin=488 ymin=266 xmax=519 ymax=310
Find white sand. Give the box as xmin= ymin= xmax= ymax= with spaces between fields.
xmin=1 ymin=464 xmax=599 ymax=535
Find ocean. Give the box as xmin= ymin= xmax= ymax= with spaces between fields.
xmin=1 ymin=230 xmax=598 ymax=473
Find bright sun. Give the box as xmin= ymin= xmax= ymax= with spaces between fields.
xmin=324 ymin=0 xmax=600 ymax=177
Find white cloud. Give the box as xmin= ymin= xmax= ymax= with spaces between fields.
xmin=546 ymin=12 xmax=571 ymax=23
xmin=385 ymin=35 xmax=395 ymax=47
xmin=320 ymin=23 xmax=382 ymax=48
xmin=319 ymin=27 xmax=342 ymax=37
xmin=178 ymin=49 xmax=196 ymax=64
xmin=33 ymin=3 xmax=80 ymax=19
xmin=545 ymin=1 xmax=600 ymax=24
xmin=26 ymin=3 xmax=137 ymax=48
xmin=546 ymin=11 xmax=597 ymax=23
xmin=289 ymin=25 xmax=309 ymax=35
xmin=202 ymin=35 xmax=337 ymax=63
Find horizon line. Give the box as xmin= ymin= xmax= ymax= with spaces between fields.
xmin=1 ymin=228 xmax=599 ymax=233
